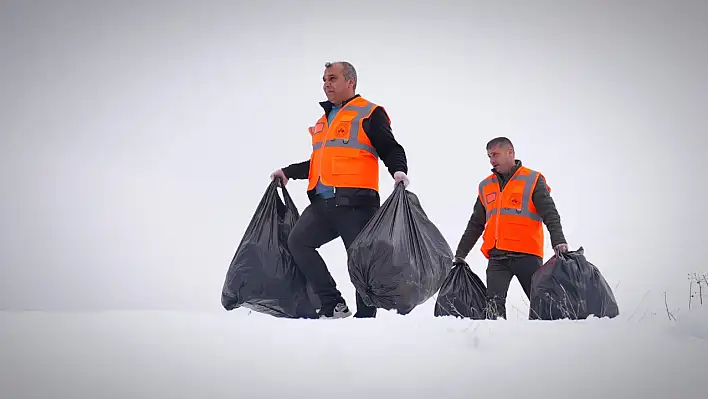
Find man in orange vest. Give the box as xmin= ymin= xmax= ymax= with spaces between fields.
xmin=270 ymin=61 xmax=410 ymax=319
xmin=453 ymin=137 xmax=569 ymax=319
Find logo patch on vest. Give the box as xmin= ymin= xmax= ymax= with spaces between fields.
xmin=334 ymin=123 xmax=350 ymax=139
xmin=508 ymin=193 xmax=522 ymax=208
xmin=485 ymin=192 xmax=496 ymax=204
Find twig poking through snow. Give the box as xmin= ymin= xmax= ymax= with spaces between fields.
xmin=664 ymin=292 xmax=676 ymax=321
xmin=689 ymin=279 xmax=694 ymax=310
xmin=688 ymin=273 xmax=707 ymax=309
xmin=699 ymin=275 xmax=704 ymax=305
xmin=627 ymin=290 xmax=651 ymax=321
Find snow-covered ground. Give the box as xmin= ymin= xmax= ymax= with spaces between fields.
xmin=1 ymin=306 xmax=707 ymax=399
xmin=2 ymin=2 xmax=708 ymax=398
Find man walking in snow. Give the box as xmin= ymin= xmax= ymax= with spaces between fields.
xmin=453 ymin=137 xmax=569 ymax=319
xmin=270 ymin=61 xmax=410 ymax=319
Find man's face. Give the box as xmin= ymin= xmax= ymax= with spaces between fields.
xmin=322 ymin=64 xmax=353 ymax=104
xmin=487 ymin=144 xmax=515 ymax=174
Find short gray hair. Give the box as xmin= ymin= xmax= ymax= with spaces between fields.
xmin=486 ymin=137 xmax=514 ymax=150
xmin=325 ymin=61 xmax=357 ymax=90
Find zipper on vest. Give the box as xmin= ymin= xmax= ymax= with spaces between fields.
xmin=494 ymin=168 xmax=521 ymax=245
xmin=321 ymin=103 xmax=351 ymax=207
xmin=494 ymin=189 xmax=501 ymax=244
xmin=319 ymin=124 xmax=329 ymax=204
xmin=494 ymin=177 xmax=502 ymax=244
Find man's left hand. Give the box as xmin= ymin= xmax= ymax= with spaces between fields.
xmin=394 ymin=171 xmax=409 ymax=188
xmin=554 ymin=243 xmax=569 ymax=257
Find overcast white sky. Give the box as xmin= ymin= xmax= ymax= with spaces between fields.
xmin=1 ymin=0 xmax=706 ymax=315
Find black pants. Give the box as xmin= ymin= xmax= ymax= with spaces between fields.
xmin=287 ymin=197 xmax=378 ymax=317
xmin=486 ymin=254 xmax=542 ymax=319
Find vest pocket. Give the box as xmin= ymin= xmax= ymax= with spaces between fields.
xmin=331 ymin=156 xmax=359 ymax=175
xmin=502 ymin=220 xmax=530 ymax=242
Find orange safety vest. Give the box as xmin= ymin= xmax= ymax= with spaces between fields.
xmin=478 ymin=166 xmax=548 ymax=259
xmin=307 ymin=96 xmax=384 ymax=192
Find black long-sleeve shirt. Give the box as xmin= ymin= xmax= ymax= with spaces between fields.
xmin=455 ymin=166 xmax=567 ymax=259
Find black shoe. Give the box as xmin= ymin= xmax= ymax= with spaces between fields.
xmin=353 ymin=310 xmax=377 ymax=318
xmin=354 ymin=292 xmax=376 ymax=318
xmin=318 ymin=301 xmax=352 ymax=319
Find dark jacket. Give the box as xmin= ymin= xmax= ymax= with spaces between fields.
xmin=281 ymin=94 xmax=408 ymax=207
xmin=454 ymin=160 xmax=567 ymax=260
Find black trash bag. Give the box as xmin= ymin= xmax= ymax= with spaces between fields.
xmin=221 ymin=178 xmax=320 ymax=319
xmin=434 ymin=261 xmax=488 ymax=319
xmin=529 ymin=246 xmax=620 ymax=320
xmin=347 ymin=182 xmax=452 ymax=315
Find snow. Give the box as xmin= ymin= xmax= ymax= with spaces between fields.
xmin=2 ymin=1 xmax=708 ymax=398
xmin=1 ymin=307 xmax=707 ymax=398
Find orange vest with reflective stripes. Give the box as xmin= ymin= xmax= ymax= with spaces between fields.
xmin=478 ymin=166 xmax=547 ymax=259
xmin=307 ymin=96 xmax=383 ymax=192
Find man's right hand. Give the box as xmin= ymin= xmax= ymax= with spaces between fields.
xmin=270 ymin=169 xmax=288 ymax=186
xmin=452 ymin=256 xmax=466 ymax=266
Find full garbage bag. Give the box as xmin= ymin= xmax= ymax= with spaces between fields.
xmin=221 ymin=178 xmax=320 ymax=318
xmin=347 ymin=182 xmax=452 ymax=315
xmin=529 ymin=246 xmax=619 ymax=320
xmin=434 ymin=260 xmax=488 ymax=319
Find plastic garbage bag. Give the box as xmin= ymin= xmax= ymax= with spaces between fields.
xmin=347 ymin=182 xmax=452 ymax=315
xmin=434 ymin=260 xmax=488 ymax=319
xmin=529 ymin=246 xmax=619 ymax=320
xmin=221 ymin=178 xmax=320 ymax=319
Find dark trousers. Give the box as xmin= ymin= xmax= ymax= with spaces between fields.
xmin=486 ymin=254 xmax=542 ymax=319
xmin=287 ymin=197 xmax=378 ymax=317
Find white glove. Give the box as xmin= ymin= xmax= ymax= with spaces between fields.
xmin=270 ymin=168 xmax=288 ymax=186
xmin=393 ymin=171 xmax=409 ymax=188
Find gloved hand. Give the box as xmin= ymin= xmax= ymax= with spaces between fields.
xmin=554 ymin=243 xmax=569 ymax=257
xmin=452 ymin=256 xmax=466 ymax=266
xmin=393 ymin=171 xmax=409 ymax=188
xmin=270 ymin=168 xmax=288 ymax=186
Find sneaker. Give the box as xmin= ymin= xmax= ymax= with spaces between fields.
xmin=318 ymin=302 xmax=352 ymax=319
